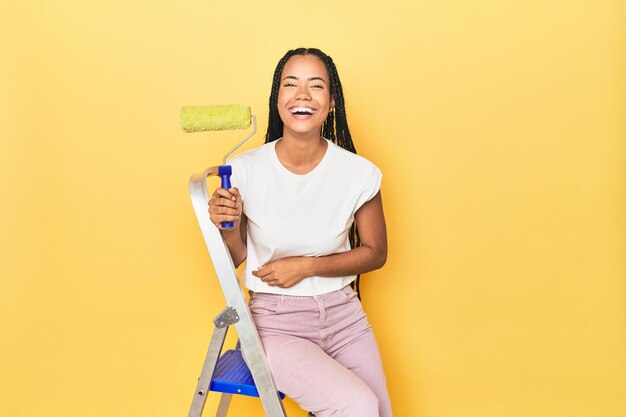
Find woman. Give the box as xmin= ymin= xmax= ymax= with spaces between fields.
xmin=209 ymin=48 xmax=392 ymax=417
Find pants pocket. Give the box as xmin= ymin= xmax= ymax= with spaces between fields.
xmin=340 ymin=285 xmax=359 ymax=301
xmin=249 ymin=297 xmax=281 ymax=317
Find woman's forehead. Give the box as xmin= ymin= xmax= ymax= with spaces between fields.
xmin=281 ymin=55 xmax=329 ymax=81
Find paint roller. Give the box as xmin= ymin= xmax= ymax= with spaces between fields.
xmin=180 ymin=104 xmax=257 ymax=228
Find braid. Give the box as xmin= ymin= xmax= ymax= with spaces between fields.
xmin=265 ymin=48 xmax=363 ymax=299
xmin=265 ymin=52 xmax=293 ymax=143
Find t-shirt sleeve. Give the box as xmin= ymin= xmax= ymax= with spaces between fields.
xmin=354 ymin=162 xmax=383 ymax=212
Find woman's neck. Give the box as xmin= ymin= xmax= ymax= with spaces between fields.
xmin=276 ymin=132 xmax=328 ymax=174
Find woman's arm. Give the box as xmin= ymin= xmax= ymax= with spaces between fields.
xmin=209 ymin=187 xmax=247 ymax=267
xmin=311 ymin=190 xmax=387 ymax=276
xmin=220 ymin=214 xmax=247 ymax=267
xmin=252 ymin=191 xmax=387 ymax=287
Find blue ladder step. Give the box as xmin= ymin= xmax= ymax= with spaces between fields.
xmin=210 ymin=349 xmax=286 ymax=399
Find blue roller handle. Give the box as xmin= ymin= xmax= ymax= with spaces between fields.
xmin=218 ymin=165 xmax=234 ymax=228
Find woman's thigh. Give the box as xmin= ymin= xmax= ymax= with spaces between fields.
xmin=248 ymin=288 xmax=393 ymax=416
xmin=320 ymin=287 xmax=392 ymax=417
xmin=330 ymin=329 xmax=393 ymax=417
xmin=261 ymin=334 xmax=380 ymax=417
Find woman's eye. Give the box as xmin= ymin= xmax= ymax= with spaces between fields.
xmin=311 ymin=84 xmax=324 ymax=89
xmin=283 ymin=83 xmax=296 ymax=87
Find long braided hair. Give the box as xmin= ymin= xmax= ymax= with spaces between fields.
xmin=265 ymin=48 xmax=363 ymax=298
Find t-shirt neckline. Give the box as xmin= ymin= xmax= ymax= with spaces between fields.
xmin=271 ymin=138 xmax=333 ymax=177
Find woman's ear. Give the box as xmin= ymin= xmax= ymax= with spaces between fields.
xmin=330 ymin=97 xmax=336 ymax=110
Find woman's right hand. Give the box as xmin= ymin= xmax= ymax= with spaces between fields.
xmin=208 ymin=187 xmax=242 ymax=231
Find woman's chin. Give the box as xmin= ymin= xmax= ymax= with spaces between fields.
xmin=283 ymin=123 xmax=322 ymax=137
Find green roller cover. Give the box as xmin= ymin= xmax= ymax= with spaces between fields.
xmin=180 ymin=104 xmax=251 ymax=132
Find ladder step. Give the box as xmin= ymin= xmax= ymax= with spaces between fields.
xmin=210 ymin=349 xmax=286 ymax=399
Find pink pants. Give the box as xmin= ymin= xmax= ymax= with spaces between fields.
xmin=249 ymin=285 xmax=393 ymax=417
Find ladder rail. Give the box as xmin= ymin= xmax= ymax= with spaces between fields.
xmin=188 ymin=326 xmax=229 ymax=417
xmin=189 ymin=168 xmax=287 ymax=417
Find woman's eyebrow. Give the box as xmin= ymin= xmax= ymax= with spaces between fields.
xmin=282 ymin=75 xmax=328 ymax=84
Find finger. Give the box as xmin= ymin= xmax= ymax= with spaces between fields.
xmin=212 ymin=187 xmax=235 ymax=199
xmin=228 ymin=187 xmax=241 ymax=198
xmin=212 ymin=187 xmax=238 ymax=202
xmin=210 ymin=205 xmax=239 ymax=216
xmin=208 ymin=202 xmax=240 ymax=224
xmin=251 ymin=264 xmax=267 ymax=277
xmin=253 ymin=268 xmax=272 ymax=279
xmin=211 ymin=214 xmax=240 ymax=225
xmin=209 ymin=197 xmax=239 ymax=209
xmin=227 ymin=188 xmax=244 ymax=206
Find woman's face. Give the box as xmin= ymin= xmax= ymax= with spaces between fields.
xmin=277 ymin=54 xmax=335 ymax=138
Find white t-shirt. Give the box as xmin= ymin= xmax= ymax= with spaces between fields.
xmin=229 ymin=138 xmax=382 ymax=296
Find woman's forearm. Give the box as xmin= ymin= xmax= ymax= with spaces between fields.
xmin=221 ymin=230 xmax=247 ymax=268
xmin=250 ymin=193 xmax=387 ymax=288
xmin=209 ymin=187 xmax=247 ymax=267
xmin=308 ymin=245 xmax=387 ymax=278
xmin=308 ymin=192 xmax=387 ymax=279
xmin=220 ymin=213 xmax=248 ymax=268
xmin=251 ymin=245 xmax=386 ymax=289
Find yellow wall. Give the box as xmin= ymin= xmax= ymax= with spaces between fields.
xmin=1 ymin=1 xmax=625 ymax=416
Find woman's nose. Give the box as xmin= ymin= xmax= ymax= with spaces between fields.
xmin=295 ymin=86 xmax=311 ymax=100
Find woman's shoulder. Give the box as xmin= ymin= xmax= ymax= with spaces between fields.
xmin=227 ymin=142 xmax=275 ymax=196
xmin=326 ymin=139 xmax=380 ymax=173
xmin=229 ymin=141 xmax=275 ymax=166
xmin=326 ymin=140 xmax=382 ymax=205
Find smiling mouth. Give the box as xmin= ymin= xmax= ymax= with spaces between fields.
xmin=289 ymin=106 xmax=317 ymax=116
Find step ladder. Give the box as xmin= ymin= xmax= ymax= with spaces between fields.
xmin=187 ymin=166 xmax=288 ymax=417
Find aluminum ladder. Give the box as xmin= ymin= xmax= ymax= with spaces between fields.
xmin=187 ymin=166 xmax=287 ymax=417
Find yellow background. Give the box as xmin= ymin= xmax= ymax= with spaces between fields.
xmin=1 ymin=0 xmax=625 ymax=416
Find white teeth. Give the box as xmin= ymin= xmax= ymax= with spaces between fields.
xmin=290 ymin=107 xmax=315 ymax=115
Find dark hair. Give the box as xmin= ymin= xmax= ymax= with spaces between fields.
xmin=265 ymin=48 xmax=355 ymax=152
xmin=265 ymin=47 xmax=363 ymax=297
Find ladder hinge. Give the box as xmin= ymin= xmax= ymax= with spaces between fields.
xmin=213 ymin=306 xmax=240 ymax=328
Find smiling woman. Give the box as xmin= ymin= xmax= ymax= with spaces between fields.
xmin=207 ymin=47 xmax=392 ymax=417
xmin=276 ymin=55 xmax=335 ymax=139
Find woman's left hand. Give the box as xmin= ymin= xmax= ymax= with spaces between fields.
xmin=252 ymin=257 xmax=313 ymax=288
